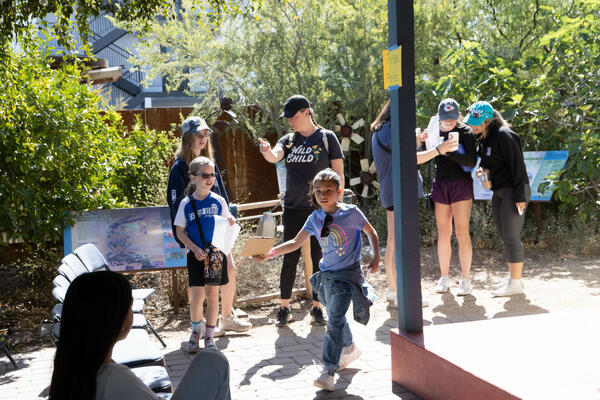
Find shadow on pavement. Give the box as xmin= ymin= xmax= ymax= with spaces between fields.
xmin=432 ymin=292 xmax=488 ymax=322
xmin=492 ymin=295 xmax=549 ymax=318
xmin=239 ymin=324 xmax=323 ymax=386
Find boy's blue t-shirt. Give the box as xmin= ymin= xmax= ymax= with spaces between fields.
xmin=302 ymin=204 xmax=367 ymax=271
xmin=174 ymin=192 xmax=230 ymax=248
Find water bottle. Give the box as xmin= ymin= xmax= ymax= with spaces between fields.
xmin=256 ymin=212 xmax=276 ymax=238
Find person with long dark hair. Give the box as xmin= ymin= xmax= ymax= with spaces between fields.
xmin=465 ymin=101 xmax=530 ymax=296
xmin=257 ymin=95 xmax=344 ymax=327
xmin=49 ymin=271 xmax=231 ymax=400
xmin=167 ymin=117 xmax=251 ymax=341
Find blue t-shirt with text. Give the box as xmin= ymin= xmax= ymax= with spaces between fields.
xmin=302 ymin=204 xmax=367 ymax=271
xmin=174 ymin=192 xmax=230 ymax=248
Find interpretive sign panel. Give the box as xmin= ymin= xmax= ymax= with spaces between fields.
xmin=472 ymin=151 xmax=568 ymax=201
xmin=64 ymin=207 xmax=186 ymax=271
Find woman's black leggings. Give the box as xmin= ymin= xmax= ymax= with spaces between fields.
xmin=281 ymin=208 xmax=321 ymax=301
xmin=491 ymin=185 xmax=531 ymax=263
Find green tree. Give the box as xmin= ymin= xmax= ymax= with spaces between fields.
xmin=1 ymin=0 xmax=263 ymax=49
xmin=0 ymin=41 xmax=177 ymax=244
xmin=134 ymin=0 xmax=388 ymax=139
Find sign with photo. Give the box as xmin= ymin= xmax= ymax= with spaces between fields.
xmin=473 ymin=151 xmax=568 ymax=201
xmin=64 ymin=207 xmax=186 ymax=272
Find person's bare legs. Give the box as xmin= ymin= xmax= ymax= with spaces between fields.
xmin=221 ymin=253 xmax=236 ymax=318
xmin=385 ymin=210 xmax=397 ymax=292
xmin=508 ymin=262 xmax=523 ymax=279
xmin=189 ymin=286 xmax=206 ymax=322
xmin=450 ymin=199 xmax=473 ymax=279
xmin=435 ymin=202 xmax=453 ymax=277
xmin=205 ymin=286 xmax=220 ymax=326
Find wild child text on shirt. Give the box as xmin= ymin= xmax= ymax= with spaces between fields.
xmin=285 ymin=144 xmax=324 ymax=164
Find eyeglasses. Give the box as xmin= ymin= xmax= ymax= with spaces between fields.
xmin=321 ymin=214 xmax=333 ymax=237
xmin=195 ymin=131 xmax=212 ymax=138
xmin=192 ymin=173 xmax=216 ymax=179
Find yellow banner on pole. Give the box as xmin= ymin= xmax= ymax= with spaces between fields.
xmin=383 ymin=46 xmax=402 ymax=89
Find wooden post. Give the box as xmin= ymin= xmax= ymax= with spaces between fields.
xmin=300 ymin=242 xmax=313 ymax=300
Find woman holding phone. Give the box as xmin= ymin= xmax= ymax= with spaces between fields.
xmin=465 ymin=101 xmax=530 ymax=296
xmin=417 ymin=99 xmax=477 ymax=296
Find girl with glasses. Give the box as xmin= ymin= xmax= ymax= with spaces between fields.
xmin=257 ymin=168 xmax=379 ymax=391
xmin=168 ymin=116 xmax=252 ymax=351
xmin=174 ymin=157 xmax=236 ymax=350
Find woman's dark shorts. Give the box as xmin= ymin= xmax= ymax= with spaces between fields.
xmin=187 ymin=252 xmax=229 ymax=287
xmin=431 ymin=177 xmax=474 ymax=205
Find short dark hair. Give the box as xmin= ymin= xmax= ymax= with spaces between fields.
xmin=309 ymin=168 xmax=342 ymax=207
xmin=49 ymin=271 xmax=132 ymax=400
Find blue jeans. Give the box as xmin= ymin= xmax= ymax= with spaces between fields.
xmin=322 ymin=279 xmax=353 ymax=373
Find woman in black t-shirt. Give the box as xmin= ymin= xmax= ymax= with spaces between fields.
xmin=417 ymin=99 xmax=477 ymax=296
xmin=258 ymin=95 xmax=344 ymax=327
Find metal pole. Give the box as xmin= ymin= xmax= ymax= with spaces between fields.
xmin=388 ymin=0 xmax=423 ymax=333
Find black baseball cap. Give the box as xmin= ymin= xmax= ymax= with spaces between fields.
xmin=280 ymin=95 xmax=310 ymax=118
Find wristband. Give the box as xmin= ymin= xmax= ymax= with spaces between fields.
xmin=436 ymin=146 xmax=441 ymax=155
xmin=267 ymin=248 xmax=275 ymax=259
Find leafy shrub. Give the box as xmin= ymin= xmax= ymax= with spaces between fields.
xmin=0 ymin=40 xmax=178 ymax=245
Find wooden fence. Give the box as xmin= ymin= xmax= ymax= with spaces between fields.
xmin=117 ymin=108 xmax=280 ymax=204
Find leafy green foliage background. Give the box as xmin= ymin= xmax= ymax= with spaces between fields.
xmin=0 ymin=41 xmax=177 ymax=245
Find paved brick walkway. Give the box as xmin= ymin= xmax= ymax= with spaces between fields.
xmin=2 ymin=255 xmax=599 ymax=399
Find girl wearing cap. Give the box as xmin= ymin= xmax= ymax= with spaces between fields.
xmin=465 ymin=101 xmax=530 ymax=296
xmin=258 ymin=95 xmax=344 ymax=327
xmin=417 ymin=99 xmax=477 ymax=296
xmin=167 ymin=117 xmax=251 ymax=351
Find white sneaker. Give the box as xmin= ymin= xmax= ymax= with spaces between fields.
xmin=385 ymin=289 xmax=397 ymax=302
xmin=457 ymin=278 xmax=472 ymax=296
xmin=493 ymin=276 xmax=511 ymax=290
xmin=203 ymin=321 xmax=225 ymax=338
xmin=492 ymin=278 xmax=524 ymax=297
xmin=435 ymin=276 xmax=450 ymax=293
xmin=339 ymin=343 xmax=362 ymax=370
xmin=313 ymin=370 xmax=335 ymax=391
xmin=221 ymin=314 xmax=252 ymax=332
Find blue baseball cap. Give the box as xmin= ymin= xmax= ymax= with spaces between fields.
xmin=464 ymin=101 xmax=494 ymax=126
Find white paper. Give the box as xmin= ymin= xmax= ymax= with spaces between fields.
xmin=425 ymin=115 xmax=440 ymax=150
xmin=211 ymin=216 xmax=240 ymax=254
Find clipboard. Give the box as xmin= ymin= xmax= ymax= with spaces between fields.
xmin=241 ymin=237 xmax=276 ymax=257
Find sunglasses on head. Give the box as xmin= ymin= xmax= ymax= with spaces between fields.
xmin=321 ymin=214 xmax=333 ymax=237
xmin=468 ymin=108 xmax=484 ymax=118
xmin=192 ymin=172 xmax=216 ymax=179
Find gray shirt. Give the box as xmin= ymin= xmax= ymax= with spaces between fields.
xmin=96 ymin=363 xmax=157 ymax=400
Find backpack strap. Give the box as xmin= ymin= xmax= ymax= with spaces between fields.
xmin=321 ymin=130 xmax=329 ymax=154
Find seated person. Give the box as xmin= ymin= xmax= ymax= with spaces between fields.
xmin=49 ymin=271 xmax=231 ymax=400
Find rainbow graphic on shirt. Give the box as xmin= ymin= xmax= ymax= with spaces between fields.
xmin=324 ymin=223 xmax=348 ymax=256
